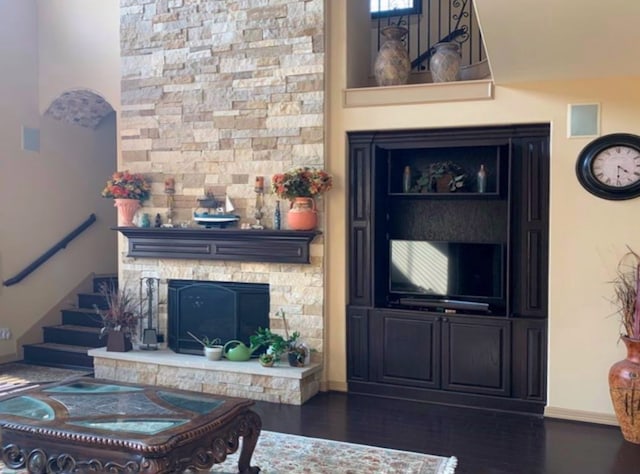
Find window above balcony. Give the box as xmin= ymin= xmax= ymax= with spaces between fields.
xmin=370 ymin=0 xmax=422 ymax=19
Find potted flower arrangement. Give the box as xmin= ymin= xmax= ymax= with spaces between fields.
xmin=271 ymin=167 xmax=332 ymax=230
xmin=101 ymin=170 xmax=151 ymax=226
xmin=93 ymin=282 xmax=142 ymax=352
xmin=609 ymin=247 xmax=640 ymax=443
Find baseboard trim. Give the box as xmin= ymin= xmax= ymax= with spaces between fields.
xmin=544 ymin=406 xmax=618 ymax=426
xmin=0 ymin=355 xmax=19 ymax=365
xmin=327 ymin=380 xmax=347 ymax=392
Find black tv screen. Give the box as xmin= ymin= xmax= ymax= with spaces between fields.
xmin=389 ymin=240 xmax=505 ymax=304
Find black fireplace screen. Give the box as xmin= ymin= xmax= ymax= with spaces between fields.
xmin=168 ymin=280 xmax=269 ymax=355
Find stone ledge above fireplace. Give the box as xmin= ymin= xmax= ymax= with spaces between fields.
xmin=89 ymin=347 xmax=322 ymax=405
xmin=114 ymin=227 xmax=321 ymax=264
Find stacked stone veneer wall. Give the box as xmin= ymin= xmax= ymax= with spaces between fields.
xmin=119 ymin=0 xmax=326 ymax=355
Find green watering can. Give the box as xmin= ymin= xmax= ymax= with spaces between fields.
xmin=223 ymin=340 xmax=260 ymax=361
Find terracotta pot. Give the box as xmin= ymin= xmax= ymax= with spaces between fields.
xmin=106 ymin=331 xmax=133 ymax=352
xmin=287 ymin=197 xmax=317 ymax=231
xmin=374 ymin=26 xmax=410 ymax=86
xmin=114 ymin=198 xmax=141 ymax=227
xmin=609 ymin=336 xmax=640 ymax=443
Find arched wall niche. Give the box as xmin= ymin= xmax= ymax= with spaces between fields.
xmin=44 ymin=88 xmax=114 ymax=129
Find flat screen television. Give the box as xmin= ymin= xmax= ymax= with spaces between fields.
xmin=389 ymin=240 xmax=505 ymax=313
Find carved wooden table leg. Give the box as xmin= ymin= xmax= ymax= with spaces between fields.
xmin=237 ymin=410 xmax=262 ymax=474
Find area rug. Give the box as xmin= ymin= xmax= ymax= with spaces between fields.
xmin=0 ymin=363 xmax=92 ymax=396
xmin=0 ymin=431 xmax=457 ymax=473
xmin=213 ymin=430 xmax=456 ymax=474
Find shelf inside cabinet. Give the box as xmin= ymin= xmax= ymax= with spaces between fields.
xmin=388 ymin=191 xmax=502 ymax=199
xmin=387 ymin=145 xmax=508 ymax=196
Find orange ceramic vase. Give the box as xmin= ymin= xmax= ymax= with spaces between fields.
xmin=609 ymin=336 xmax=640 ymax=443
xmin=114 ymin=198 xmax=141 ymax=226
xmin=287 ymin=197 xmax=317 ymax=231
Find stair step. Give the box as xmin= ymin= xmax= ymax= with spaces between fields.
xmin=93 ymin=274 xmax=118 ymax=294
xmin=43 ymin=325 xmax=104 ymax=348
xmin=61 ymin=308 xmax=103 ymax=328
xmin=23 ymin=343 xmax=95 ymax=370
xmin=77 ymin=293 xmax=109 ymax=311
xmin=23 ymin=274 xmax=117 ymax=370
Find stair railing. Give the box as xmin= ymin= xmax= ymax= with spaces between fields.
xmin=3 ymin=213 xmax=97 ymax=287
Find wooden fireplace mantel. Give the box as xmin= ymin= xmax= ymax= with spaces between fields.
xmin=113 ymin=227 xmax=321 ymax=264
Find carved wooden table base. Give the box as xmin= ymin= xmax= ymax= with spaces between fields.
xmin=0 ymin=378 xmax=262 ymax=473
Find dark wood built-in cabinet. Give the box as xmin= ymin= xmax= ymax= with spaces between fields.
xmin=347 ymin=125 xmax=549 ymax=414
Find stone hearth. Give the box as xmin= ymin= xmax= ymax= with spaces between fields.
xmin=89 ymin=347 xmax=322 ymax=405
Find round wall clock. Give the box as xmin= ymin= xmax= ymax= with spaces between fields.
xmin=575 ymin=133 xmax=640 ymax=200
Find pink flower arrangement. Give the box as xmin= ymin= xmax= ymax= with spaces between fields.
xmin=101 ymin=171 xmax=151 ymax=201
xmin=271 ymin=167 xmax=333 ymax=201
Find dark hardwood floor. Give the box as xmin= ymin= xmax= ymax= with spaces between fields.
xmin=252 ymin=392 xmax=640 ymax=474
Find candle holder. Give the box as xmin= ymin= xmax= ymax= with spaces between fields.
xmin=164 ymin=177 xmax=176 ymax=227
xmin=252 ymin=188 xmax=265 ymax=229
xmin=251 ymin=177 xmax=265 ymax=229
xmin=165 ymin=191 xmax=175 ymax=227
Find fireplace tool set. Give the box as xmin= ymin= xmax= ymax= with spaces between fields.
xmin=139 ymin=277 xmax=160 ymax=350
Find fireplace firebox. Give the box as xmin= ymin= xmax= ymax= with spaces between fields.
xmin=168 ymin=280 xmax=269 ymax=355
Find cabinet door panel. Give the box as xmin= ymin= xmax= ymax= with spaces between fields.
xmin=511 ymin=136 xmax=549 ymax=318
xmin=348 ymin=136 xmax=374 ymax=306
xmin=512 ymin=318 xmax=547 ymax=401
xmin=371 ymin=310 xmax=440 ymax=389
xmin=347 ymin=307 xmax=369 ymax=381
xmin=442 ymin=318 xmax=511 ymax=396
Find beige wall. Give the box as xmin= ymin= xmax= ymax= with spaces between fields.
xmin=0 ymin=1 xmax=118 ymax=362
xmin=37 ymin=0 xmax=120 ymax=112
xmin=327 ymin=1 xmax=640 ymax=418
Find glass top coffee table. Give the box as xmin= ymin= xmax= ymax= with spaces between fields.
xmin=0 ymin=377 xmax=261 ymax=473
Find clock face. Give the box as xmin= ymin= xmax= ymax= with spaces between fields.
xmin=591 ymin=145 xmax=640 ymax=188
xmin=576 ymin=133 xmax=640 ymax=200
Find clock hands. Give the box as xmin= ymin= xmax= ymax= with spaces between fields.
xmin=618 ymin=165 xmax=632 ymax=186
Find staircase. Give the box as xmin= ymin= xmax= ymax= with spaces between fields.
xmin=22 ymin=275 xmax=117 ymax=370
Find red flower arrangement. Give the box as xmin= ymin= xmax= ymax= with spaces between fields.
xmin=271 ymin=167 xmax=333 ymax=201
xmin=101 ymin=170 xmax=151 ymax=201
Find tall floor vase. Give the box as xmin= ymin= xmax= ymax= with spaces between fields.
xmin=114 ymin=198 xmax=141 ymax=227
xmin=287 ymin=197 xmax=317 ymax=231
xmin=609 ymin=336 xmax=640 ymax=443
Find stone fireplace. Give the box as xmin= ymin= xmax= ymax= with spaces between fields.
xmin=115 ymin=0 xmax=325 ymax=357
xmin=92 ymin=0 xmax=327 ymax=404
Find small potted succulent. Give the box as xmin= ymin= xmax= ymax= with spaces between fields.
xmin=187 ymin=332 xmax=223 ymax=361
xmin=258 ymin=353 xmax=276 ymax=367
xmin=250 ymin=327 xmax=287 ymax=367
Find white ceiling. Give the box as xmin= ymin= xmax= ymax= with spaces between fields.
xmin=474 ymin=0 xmax=640 ymax=84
